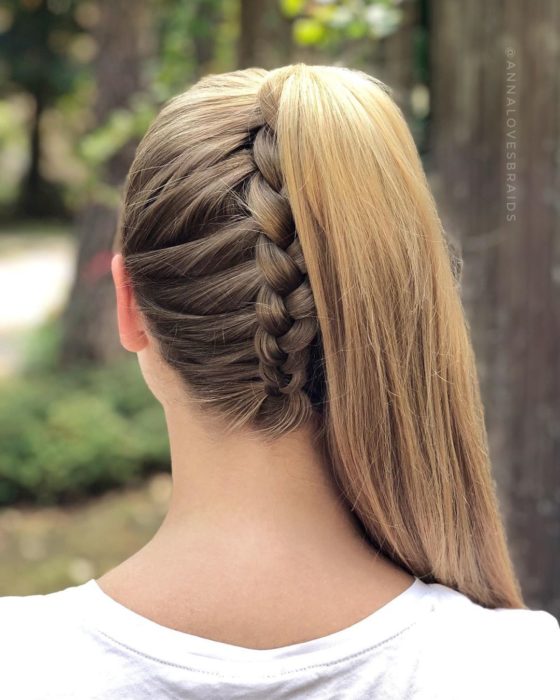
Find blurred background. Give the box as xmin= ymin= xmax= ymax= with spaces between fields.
xmin=0 ymin=0 xmax=558 ymax=616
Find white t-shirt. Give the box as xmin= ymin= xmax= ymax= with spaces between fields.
xmin=0 ymin=576 xmax=558 ymax=699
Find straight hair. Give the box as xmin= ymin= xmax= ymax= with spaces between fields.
xmin=116 ymin=63 xmax=524 ymax=610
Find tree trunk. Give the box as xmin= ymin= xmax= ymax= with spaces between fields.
xmin=16 ymin=92 xmax=65 ymax=219
xmin=376 ymin=0 xmax=419 ymax=111
xmin=238 ymin=0 xmax=264 ymax=69
xmin=262 ymin=0 xmax=294 ymax=67
xmin=430 ymin=0 xmax=560 ymax=614
xmin=192 ymin=0 xmax=223 ymax=79
xmin=21 ymin=93 xmax=43 ymax=215
xmin=59 ymin=0 xmax=153 ymax=365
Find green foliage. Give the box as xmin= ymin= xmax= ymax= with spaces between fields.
xmin=0 ymin=0 xmax=86 ymax=102
xmin=0 ymin=358 xmax=169 ymax=507
xmin=280 ymin=0 xmax=306 ymax=19
xmin=293 ymin=17 xmax=327 ymax=45
xmin=73 ymin=0 xmax=230 ymax=202
xmin=20 ymin=315 xmax=63 ymax=375
xmin=0 ymin=99 xmax=28 ymax=206
xmin=280 ymin=0 xmax=403 ymax=48
xmin=79 ymin=101 xmax=156 ymax=169
xmin=150 ymin=0 xmax=202 ymax=99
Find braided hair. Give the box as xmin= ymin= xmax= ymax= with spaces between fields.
xmin=117 ymin=63 xmax=526 ymax=608
xmin=119 ymin=68 xmax=325 ymax=438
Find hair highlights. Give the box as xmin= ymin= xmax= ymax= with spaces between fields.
xmin=116 ymin=63 xmax=524 ymax=610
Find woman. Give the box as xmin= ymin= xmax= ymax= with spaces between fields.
xmin=1 ymin=63 xmax=558 ymax=699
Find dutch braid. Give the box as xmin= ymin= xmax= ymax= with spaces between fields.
xmin=119 ymin=63 xmax=528 ymax=610
xmin=119 ymin=69 xmax=324 ymax=437
xmin=248 ymin=84 xmax=319 ymax=424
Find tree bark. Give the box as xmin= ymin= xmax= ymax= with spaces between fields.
xmin=238 ymin=0 xmax=264 ymax=69
xmin=377 ymin=0 xmax=419 ymax=111
xmin=16 ymin=91 xmax=65 ymax=219
xmin=430 ymin=0 xmax=560 ymax=614
xmin=20 ymin=93 xmax=43 ymax=216
xmin=192 ymin=0 xmax=223 ymax=79
xmin=59 ymin=0 xmax=153 ymax=364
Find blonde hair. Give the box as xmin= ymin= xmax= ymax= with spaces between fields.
xmin=116 ymin=63 xmax=524 ymax=609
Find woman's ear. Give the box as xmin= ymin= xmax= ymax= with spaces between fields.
xmin=111 ymin=253 xmax=149 ymax=353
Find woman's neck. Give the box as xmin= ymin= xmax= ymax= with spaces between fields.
xmin=97 ymin=401 xmax=415 ymax=644
xmin=159 ymin=405 xmax=365 ymax=549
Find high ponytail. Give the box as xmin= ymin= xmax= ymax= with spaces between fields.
xmin=117 ymin=63 xmax=524 ymax=610
xmin=265 ymin=63 xmax=523 ymax=609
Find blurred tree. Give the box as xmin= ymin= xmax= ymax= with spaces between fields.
xmin=0 ymin=0 xmax=84 ymax=218
xmin=376 ymin=0 xmax=427 ymax=144
xmin=59 ymin=0 xmax=154 ymax=364
xmin=59 ymin=0 xmax=297 ymax=365
xmin=264 ymin=1 xmax=295 ymax=66
xmin=238 ymin=0 xmax=264 ymax=68
xmin=277 ymin=0 xmax=418 ymax=122
xmin=192 ymin=0 xmax=223 ymax=78
xmin=239 ymin=0 xmax=296 ymax=69
xmin=154 ymin=0 xmax=225 ymax=85
xmin=279 ymin=0 xmax=403 ymax=53
xmin=430 ymin=0 xmax=560 ymax=614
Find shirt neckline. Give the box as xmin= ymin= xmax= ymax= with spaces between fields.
xmin=69 ymin=576 xmax=433 ymax=677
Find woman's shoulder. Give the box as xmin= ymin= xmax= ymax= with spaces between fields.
xmin=427 ymin=579 xmax=559 ymax=633
xmin=0 ymin=580 xmax=560 ymax=700
xmin=419 ymin=581 xmax=560 ymax=698
xmin=423 ymin=579 xmax=560 ymax=648
xmin=2 ymin=577 xmax=558 ymax=636
xmin=1 ymin=577 xmax=558 ymax=645
xmin=0 ymin=583 xmax=97 ymax=660
xmin=0 ymin=582 xmax=79 ymax=612
xmin=0 ymin=582 xmax=87 ymax=648
xmin=0 ymin=578 xmax=558 ymax=699
xmin=0 ymin=582 xmax=109 ymax=699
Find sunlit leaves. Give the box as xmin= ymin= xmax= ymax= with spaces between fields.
xmin=279 ymin=0 xmax=403 ymax=48
xmin=280 ymin=0 xmax=306 ymax=18
xmin=293 ymin=17 xmax=326 ymax=45
xmin=79 ymin=100 xmax=155 ymax=168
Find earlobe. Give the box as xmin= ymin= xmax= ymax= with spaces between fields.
xmin=111 ymin=253 xmax=149 ymax=353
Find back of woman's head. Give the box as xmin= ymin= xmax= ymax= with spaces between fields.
xmin=117 ymin=63 xmax=524 ymax=610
